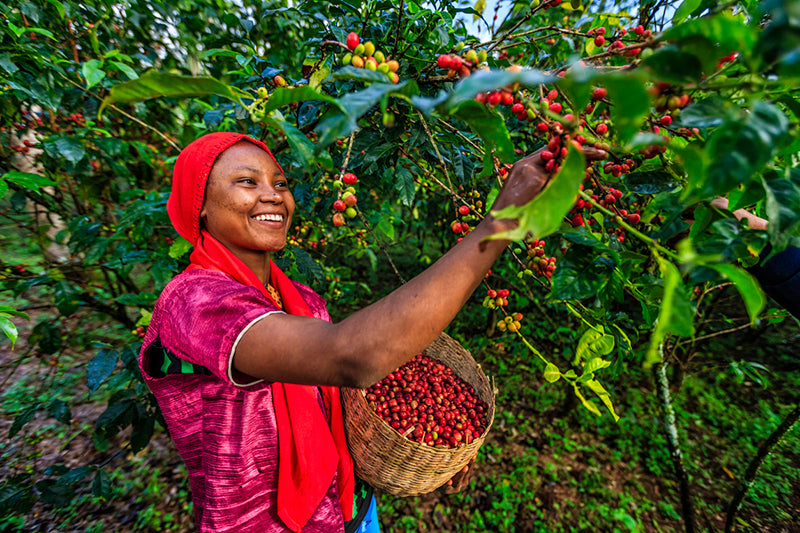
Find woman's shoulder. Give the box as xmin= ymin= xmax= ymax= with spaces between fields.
xmin=157 ymin=269 xmax=264 ymax=308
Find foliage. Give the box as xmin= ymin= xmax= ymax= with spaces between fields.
xmin=1 ymin=0 xmax=799 ymax=530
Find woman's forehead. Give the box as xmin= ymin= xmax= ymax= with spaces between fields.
xmin=211 ymin=141 xmax=281 ymax=174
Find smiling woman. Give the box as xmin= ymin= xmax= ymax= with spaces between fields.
xmin=138 ymin=131 xmax=603 ymax=532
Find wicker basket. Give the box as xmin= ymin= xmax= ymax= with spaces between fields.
xmin=342 ymin=333 xmax=496 ymax=497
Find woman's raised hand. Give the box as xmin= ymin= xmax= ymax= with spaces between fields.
xmin=490 ymin=145 xmax=608 ymax=213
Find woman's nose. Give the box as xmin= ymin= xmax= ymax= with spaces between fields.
xmin=259 ymin=184 xmax=281 ymax=202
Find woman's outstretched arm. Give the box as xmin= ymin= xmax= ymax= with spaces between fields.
xmin=235 ymin=147 xmax=607 ymax=387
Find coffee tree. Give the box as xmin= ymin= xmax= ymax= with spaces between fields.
xmin=1 ymin=0 xmax=798 ymax=530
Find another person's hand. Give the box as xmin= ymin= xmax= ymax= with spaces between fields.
xmin=710 ymin=196 xmax=768 ymax=231
xmin=442 ymin=458 xmax=475 ymax=494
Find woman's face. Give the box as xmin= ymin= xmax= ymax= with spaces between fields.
xmin=200 ymin=141 xmax=294 ymax=262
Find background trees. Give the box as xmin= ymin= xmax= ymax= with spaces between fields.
xmin=1 ymin=0 xmax=798 ymax=531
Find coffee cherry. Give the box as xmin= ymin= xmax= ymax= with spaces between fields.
xmin=346 ymin=32 xmax=360 ymax=51
xmin=437 ymin=54 xmax=453 ymax=69
xmin=342 ymin=172 xmax=358 ymax=185
xmin=333 ymin=199 xmax=346 ymax=212
xmin=594 ymin=35 xmax=606 ymax=47
xmin=458 ymin=205 xmax=470 ymax=215
xmin=365 ymin=353 xmax=489 ymax=449
xmin=333 ymin=213 xmax=345 ymax=226
xmin=592 ymin=87 xmax=607 ymax=100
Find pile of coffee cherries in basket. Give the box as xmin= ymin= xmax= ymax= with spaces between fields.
xmin=364 ymin=353 xmax=489 ymax=448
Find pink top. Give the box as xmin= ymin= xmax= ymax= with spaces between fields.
xmin=139 ymin=269 xmax=345 ymax=532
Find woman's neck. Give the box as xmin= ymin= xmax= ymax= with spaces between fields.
xmin=240 ymin=251 xmax=271 ymax=285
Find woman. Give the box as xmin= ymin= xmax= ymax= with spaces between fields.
xmin=138 ymin=131 xmax=605 ymax=532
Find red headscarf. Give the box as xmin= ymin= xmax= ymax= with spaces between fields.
xmin=168 ymin=132 xmax=354 ymax=531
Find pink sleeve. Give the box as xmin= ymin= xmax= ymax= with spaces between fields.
xmin=154 ymin=270 xmax=283 ymax=387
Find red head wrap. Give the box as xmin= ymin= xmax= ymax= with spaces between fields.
xmin=167 ymin=132 xmax=354 ymax=531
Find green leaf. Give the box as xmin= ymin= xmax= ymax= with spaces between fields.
xmin=130 ymin=416 xmax=154 ymax=453
xmin=54 ymin=281 xmax=81 ymax=316
xmin=82 ymin=59 xmax=106 ymax=89
xmin=109 ymin=60 xmax=138 ymax=80
xmin=57 ymin=466 xmax=92 ymax=486
xmin=87 ymin=349 xmax=118 ymax=395
xmin=9 ymin=404 xmax=39 ymax=438
xmin=330 ymin=65 xmax=395 ymax=84
xmin=92 ymin=471 xmax=112 ymax=500
xmin=490 ymin=146 xmax=585 ymax=241
xmin=764 ymin=168 xmax=800 ymax=251
xmin=678 ymin=96 xmax=738 ymax=129
xmin=376 ymin=216 xmax=395 ymax=241
xmin=543 ymin=362 xmax=561 ymax=383
xmin=622 ymin=171 xmax=679 ymax=195
xmin=274 ymin=118 xmax=332 ymax=169
xmin=449 ymin=100 xmax=514 ymax=168
xmin=168 ymin=236 xmax=192 ymax=259
xmin=99 ymin=71 xmax=248 ymax=116
xmin=42 ymin=135 xmax=85 ymax=164
xmin=708 ymin=263 xmax=765 ymax=325
xmin=288 ymin=246 xmax=325 ymax=287
xmin=673 ymin=0 xmax=702 ymax=24
xmin=316 ymin=81 xmax=411 ymax=150
xmin=660 ymin=11 xmax=758 ymax=68
xmin=583 ymin=379 xmax=620 ymax=421
xmin=35 ymin=479 xmax=74 ymax=507
xmin=1 ymin=171 xmax=57 ymax=191
xmin=641 ymin=46 xmax=704 ymax=83
xmin=602 ymin=73 xmax=651 ymax=145
xmin=573 ymin=385 xmax=602 ymax=417
xmin=394 ymin=166 xmax=416 ymax=207
xmin=685 ymin=101 xmax=790 ymax=202
xmin=262 ymin=86 xmax=342 ymax=115
xmin=0 ymin=315 xmax=19 ymax=347
xmin=46 ymin=399 xmax=71 ymax=424
xmin=584 ymin=357 xmax=612 ymax=374
xmin=575 ymin=328 xmax=615 ymax=364
xmin=644 ymin=257 xmax=695 ymax=368
xmin=0 ymin=479 xmax=35 ymax=514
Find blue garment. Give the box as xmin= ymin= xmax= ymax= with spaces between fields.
xmin=748 ymin=246 xmax=800 ymax=319
xmin=356 ymin=496 xmax=380 ymax=533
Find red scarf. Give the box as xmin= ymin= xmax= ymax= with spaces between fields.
xmin=167 ymin=132 xmax=354 ymax=531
